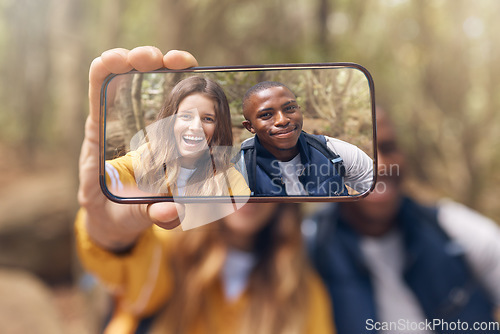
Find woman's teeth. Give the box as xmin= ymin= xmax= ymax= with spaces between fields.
xmin=183 ymin=135 xmax=204 ymax=144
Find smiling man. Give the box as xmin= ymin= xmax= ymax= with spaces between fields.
xmin=238 ymin=81 xmax=373 ymax=197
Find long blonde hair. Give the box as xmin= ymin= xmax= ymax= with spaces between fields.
xmin=151 ymin=203 xmax=310 ymax=334
xmin=135 ymin=76 xmax=234 ymax=196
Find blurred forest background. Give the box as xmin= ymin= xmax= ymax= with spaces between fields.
xmin=1 ymin=0 xmax=499 ymax=332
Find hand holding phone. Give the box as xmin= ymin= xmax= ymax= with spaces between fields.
xmin=78 ymin=47 xmax=198 ymax=250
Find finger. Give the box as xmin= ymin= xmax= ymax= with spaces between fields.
xmin=100 ymin=48 xmax=133 ymax=74
xmin=80 ymin=56 xmax=115 ymax=208
xmin=80 ymin=57 xmax=109 ymax=208
xmin=77 ymin=127 xmax=103 ymax=208
xmin=148 ymin=202 xmax=185 ymax=230
xmin=163 ymin=50 xmax=199 ymax=69
xmin=88 ymin=56 xmax=113 ymax=123
xmin=85 ymin=201 xmax=153 ymax=251
xmin=128 ymin=46 xmax=164 ymax=72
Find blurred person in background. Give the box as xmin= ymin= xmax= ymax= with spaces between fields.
xmin=304 ymin=107 xmax=500 ymax=333
xmin=76 ymin=46 xmax=334 ymax=334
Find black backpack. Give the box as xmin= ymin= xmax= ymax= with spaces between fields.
xmin=238 ymin=132 xmax=346 ymax=192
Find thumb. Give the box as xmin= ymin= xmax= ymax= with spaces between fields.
xmin=147 ymin=202 xmax=185 ymax=230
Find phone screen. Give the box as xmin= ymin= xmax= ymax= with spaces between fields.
xmin=100 ymin=64 xmax=377 ymax=203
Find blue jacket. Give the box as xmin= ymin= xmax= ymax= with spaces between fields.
xmin=239 ymin=132 xmax=348 ymax=196
xmin=306 ymin=197 xmax=498 ymax=334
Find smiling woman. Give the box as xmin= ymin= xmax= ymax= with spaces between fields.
xmin=104 ymin=76 xmax=251 ymax=198
xmin=173 ymin=94 xmax=217 ymax=168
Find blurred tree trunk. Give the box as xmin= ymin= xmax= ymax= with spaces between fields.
xmin=98 ymin=0 xmax=124 ymax=50
xmin=3 ymin=0 xmax=50 ymax=165
xmin=49 ymin=0 xmax=87 ymax=172
xmin=115 ymin=74 xmax=145 ymax=150
xmin=317 ymin=0 xmax=330 ymax=58
xmin=132 ymin=74 xmax=145 ymax=131
xmin=408 ymin=1 xmax=485 ymax=210
xmin=115 ymin=76 xmax=135 ymax=150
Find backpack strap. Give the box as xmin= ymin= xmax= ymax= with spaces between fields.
xmin=238 ymin=133 xmax=346 ymax=192
xmin=240 ymin=137 xmax=257 ymax=192
xmin=303 ymin=133 xmax=346 ymax=177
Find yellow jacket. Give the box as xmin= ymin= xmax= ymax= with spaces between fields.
xmin=105 ymin=151 xmax=251 ymax=197
xmin=75 ymin=210 xmax=335 ymax=334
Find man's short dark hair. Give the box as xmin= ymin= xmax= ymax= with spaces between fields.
xmin=242 ymin=81 xmax=295 ymax=113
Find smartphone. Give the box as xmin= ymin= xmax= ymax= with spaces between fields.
xmin=100 ymin=63 xmax=377 ymax=204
